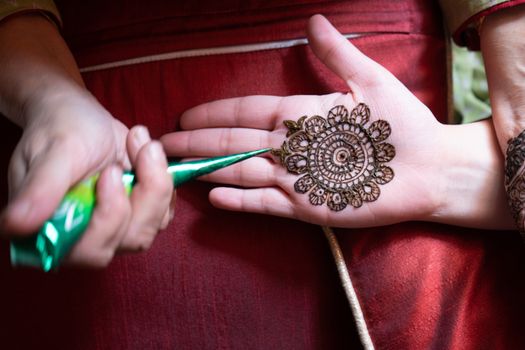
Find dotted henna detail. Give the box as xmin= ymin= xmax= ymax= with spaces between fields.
xmin=505 ymin=129 xmax=525 ymax=235
xmin=272 ymin=103 xmax=395 ymax=211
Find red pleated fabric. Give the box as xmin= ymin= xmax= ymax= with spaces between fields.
xmin=0 ymin=1 xmax=523 ymax=349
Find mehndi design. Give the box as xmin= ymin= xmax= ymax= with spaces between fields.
xmin=505 ymin=129 xmax=525 ymax=236
xmin=272 ymin=103 xmax=395 ymax=211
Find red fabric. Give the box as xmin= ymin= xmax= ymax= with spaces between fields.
xmin=55 ymin=0 xmax=443 ymax=71
xmin=336 ymin=224 xmax=525 ymax=349
xmin=0 ymin=1 xmax=523 ymax=349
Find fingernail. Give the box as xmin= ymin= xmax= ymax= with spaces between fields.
xmin=148 ymin=142 xmax=164 ymax=161
xmin=133 ymin=126 xmax=150 ymax=148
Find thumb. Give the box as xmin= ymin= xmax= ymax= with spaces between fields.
xmin=307 ymin=14 xmax=388 ymax=88
xmin=1 ymin=143 xmax=79 ymax=236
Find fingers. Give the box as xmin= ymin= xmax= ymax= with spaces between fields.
xmin=119 ymin=138 xmax=173 ymax=252
xmin=69 ymin=125 xmax=174 ymax=267
xmin=67 ymin=165 xmax=131 ymax=267
xmin=181 ymin=95 xmax=284 ymax=130
xmin=1 ymin=139 xmax=78 ymax=235
xmin=160 ymin=190 xmax=176 ymax=230
xmin=307 ymin=14 xmax=386 ymax=88
xmin=6 ymin=147 xmax=26 ymax=200
xmin=161 ymin=128 xmax=282 ymax=157
xmin=125 ymin=125 xmax=175 ymax=246
xmin=127 ymin=125 xmax=150 ymax=162
xmin=180 ymin=95 xmax=323 ymax=130
xmin=197 ymin=156 xmax=282 ymax=188
xmin=209 ymin=187 xmax=295 ymax=218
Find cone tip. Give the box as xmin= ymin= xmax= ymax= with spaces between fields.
xmin=249 ymin=147 xmax=272 ymax=155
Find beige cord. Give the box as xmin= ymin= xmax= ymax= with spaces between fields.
xmin=322 ymin=226 xmax=374 ymax=350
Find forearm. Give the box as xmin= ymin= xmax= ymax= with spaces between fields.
xmin=0 ymin=13 xmax=84 ymax=127
xmin=431 ymin=120 xmax=514 ymax=229
xmin=480 ymin=4 xmax=525 ymax=233
xmin=480 ymin=4 xmax=525 ymax=151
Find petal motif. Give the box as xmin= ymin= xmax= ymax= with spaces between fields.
xmin=375 ymin=143 xmax=396 ymax=162
xmin=288 ymin=131 xmax=310 ymax=152
xmin=349 ymin=103 xmax=370 ymax=125
xmin=327 ymin=105 xmax=349 ymax=126
xmin=327 ymin=191 xmax=347 ymax=211
xmin=358 ymin=181 xmax=380 ymax=202
xmin=374 ymin=165 xmax=394 ymax=184
xmin=308 ymin=185 xmax=327 ymax=206
xmin=368 ymin=120 xmax=391 ymax=142
xmin=304 ymin=115 xmax=329 ymax=136
xmin=344 ymin=189 xmax=363 ymax=208
xmin=284 ymin=154 xmax=308 ymax=174
xmin=294 ymin=174 xmax=315 ymax=194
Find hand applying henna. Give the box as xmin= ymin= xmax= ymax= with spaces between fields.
xmin=0 ymin=14 xmax=175 ymax=267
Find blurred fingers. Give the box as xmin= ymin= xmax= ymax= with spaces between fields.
xmin=1 ymin=139 xmax=79 ymax=235
xmin=119 ymin=141 xmax=173 ymax=251
xmin=160 ymin=191 xmax=177 ymax=230
xmin=127 ymin=125 xmax=151 ymax=163
xmin=67 ymin=165 xmax=131 ymax=268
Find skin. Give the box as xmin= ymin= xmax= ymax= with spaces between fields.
xmin=162 ymin=15 xmax=514 ymax=230
xmin=481 ymin=4 xmax=525 ymax=232
xmin=0 ymin=14 xmax=175 ymax=267
xmin=481 ymin=4 xmax=525 ymax=153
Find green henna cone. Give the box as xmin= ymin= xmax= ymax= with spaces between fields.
xmin=10 ymin=148 xmax=270 ymax=271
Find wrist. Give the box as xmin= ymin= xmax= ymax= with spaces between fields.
xmin=429 ymin=120 xmax=514 ymax=229
xmin=21 ymin=80 xmax=93 ymax=128
xmin=0 ymin=13 xmax=84 ymax=127
xmin=480 ymin=4 xmax=525 ymax=151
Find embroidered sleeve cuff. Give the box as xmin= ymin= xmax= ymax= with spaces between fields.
xmin=439 ymin=0 xmax=525 ymax=49
xmin=0 ymin=0 xmax=61 ymax=28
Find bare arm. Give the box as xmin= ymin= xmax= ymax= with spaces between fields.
xmin=0 ymin=13 xmax=84 ymax=125
xmin=481 ymin=4 xmax=525 ymax=234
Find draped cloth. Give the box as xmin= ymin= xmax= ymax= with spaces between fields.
xmin=0 ymin=1 xmax=524 ymax=349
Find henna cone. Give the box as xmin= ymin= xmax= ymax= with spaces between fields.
xmin=10 ymin=148 xmax=271 ymax=271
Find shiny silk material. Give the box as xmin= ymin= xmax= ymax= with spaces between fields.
xmin=0 ymin=1 xmax=523 ymax=349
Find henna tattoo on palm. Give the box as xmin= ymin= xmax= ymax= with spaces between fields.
xmin=505 ymin=129 xmax=525 ymax=235
xmin=272 ymin=103 xmax=395 ymax=211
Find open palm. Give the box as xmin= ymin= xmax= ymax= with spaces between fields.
xmin=161 ymin=15 xmax=446 ymax=228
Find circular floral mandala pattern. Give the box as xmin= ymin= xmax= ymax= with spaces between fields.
xmin=272 ymin=103 xmax=395 ymax=211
